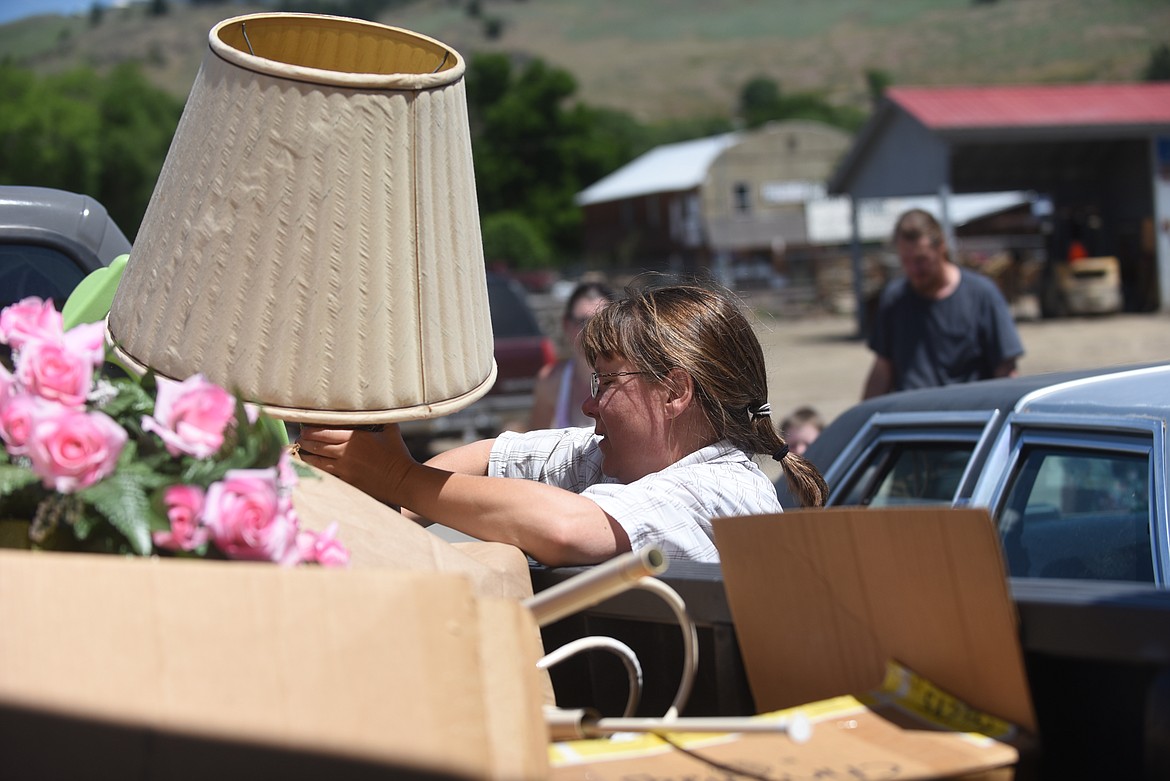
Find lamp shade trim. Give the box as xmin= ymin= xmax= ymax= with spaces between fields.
xmin=210 ymin=13 xmax=465 ymax=91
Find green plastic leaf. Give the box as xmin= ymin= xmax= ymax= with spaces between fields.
xmin=101 ymin=377 xmax=155 ymax=422
xmin=71 ymin=506 xmax=103 ymax=541
xmin=0 ymin=462 xmax=40 ymax=498
xmin=79 ymin=471 xmax=157 ymax=556
xmin=106 ymin=442 xmax=168 ymax=488
xmin=62 ymin=254 xmax=128 ymax=329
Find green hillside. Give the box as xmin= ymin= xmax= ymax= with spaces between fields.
xmin=2 ymin=0 xmax=1167 ymax=121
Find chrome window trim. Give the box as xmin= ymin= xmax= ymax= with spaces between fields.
xmin=972 ymin=413 xmax=1167 ymax=585
xmin=824 ymin=410 xmax=1000 ymax=506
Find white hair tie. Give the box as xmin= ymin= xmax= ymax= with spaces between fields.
xmin=748 ymin=402 xmax=771 ymax=421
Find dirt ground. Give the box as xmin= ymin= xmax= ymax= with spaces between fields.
xmin=756 ymin=310 xmax=1170 ymax=429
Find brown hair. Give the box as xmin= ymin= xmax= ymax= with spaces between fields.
xmin=580 ymin=281 xmax=828 ymax=508
xmin=893 ymin=208 xmax=948 ymax=255
xmin=563 ymin=281 xmax=615 ymax=321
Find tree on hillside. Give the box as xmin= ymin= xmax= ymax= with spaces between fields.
xmin=481 ymin=211 xmax=551 ymax=269
xmin=94 ymin=63 xmax=184 ymax=234
xmin=1143 ymin=43 xmax=1170 ymax=81
xmin=466 ymin=53 xmax=636 ymax=259
xmin=865 ymin=69 xmax=892 ymax=109
xmin=739 ymin=76 xmax=784 ymax=128
xmin=0 ymin=66 xmax=102 ymax=201
xmin=0 ymin=63 xmax=182 ymax=236
xmin=737 ymin=75 xmax=866 ymax=131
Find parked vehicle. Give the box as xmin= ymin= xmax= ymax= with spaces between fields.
xmin=0 ymin=185 xmax=131 ymax=311
xmin=781 ymin=362 xmax=1168 ymax=583
xmin=535 ymin=363 xmax=1170 ymax=781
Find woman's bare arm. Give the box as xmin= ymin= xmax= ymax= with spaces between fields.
xmin=297 ymin=425 xmax=630 ymax=566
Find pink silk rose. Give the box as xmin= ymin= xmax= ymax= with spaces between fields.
xmin=60 ymin=320 xmax=107 ymax=368
xmin=153 ymin=484 xmax=209 ymax=552
xmin=0 ymin=394 xmax=62 ymax=457
xmin=0 ymin=363 xmax=14 ymax=402
xmin=14 ymin=328 xmax=104 ymax=408
xmin=26 ymin=407 xmax=127 ymax=493
xmin=203 ymin=468 xmax=299 ymax=564
xmin=0 ymin=297 xmax=62 ymax=351
xmin=296 ymin=522 xmax=351 ymax=568
xmin=142 ymin=374 xmax=237 ymax=458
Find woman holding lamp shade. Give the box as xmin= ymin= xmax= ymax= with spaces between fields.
xmin=298 ymin=282 xmax=827 ymax=567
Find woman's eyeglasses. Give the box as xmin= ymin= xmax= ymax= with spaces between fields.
xmin=590 ymin=371 xmax=649 ymax=398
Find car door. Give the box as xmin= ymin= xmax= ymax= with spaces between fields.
xmin=971 ymin=414 xmax=1166 ymax=585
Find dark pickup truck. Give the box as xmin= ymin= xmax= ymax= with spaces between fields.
xmin=0 ymin=185 xmax=131 ymax=311
xmin=535 ymin=364 xmax=1170 ymax=781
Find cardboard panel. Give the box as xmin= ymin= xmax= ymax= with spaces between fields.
xmin=713 ymin=507 xmax=1036 ymax=734
xmin=0 ymin=550 xmax=548 ymax=779
xmin=477 ymin=598 xmax=554 ymax=779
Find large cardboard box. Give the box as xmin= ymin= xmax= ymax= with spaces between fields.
xmin=294 ymin=464 xmax=536 ymax=602
xmin=550 ymin=507 xmax=1036 ymax=780
xmin=0 ymin=468 xmax=551 ymax=780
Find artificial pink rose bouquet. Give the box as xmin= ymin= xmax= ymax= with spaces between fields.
xmin=0 ymin=297 xmax=348 ymax=567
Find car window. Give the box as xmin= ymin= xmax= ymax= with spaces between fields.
xmin=998 ymin=446 xmax=1153 ymax=582
xmin=837 ymin=441 xmax=976 ymax=507
xmin=817 ymin=412 xmax=997 ymax=509
xmin=0 ymin=244 xmax=87 ymax=310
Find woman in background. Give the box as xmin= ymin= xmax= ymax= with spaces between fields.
xmin=526 ymin=281 xmax=614 ymax=431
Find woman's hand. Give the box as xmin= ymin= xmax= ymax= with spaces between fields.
xmin=297 ymin=424 xmax=415 ymax=506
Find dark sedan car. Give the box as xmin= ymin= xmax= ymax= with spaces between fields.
xmin=781 ymin=362 xmax=1169 ymax=585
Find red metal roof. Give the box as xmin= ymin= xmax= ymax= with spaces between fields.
xmin=887 ymin=83 xmax=1170 ymax=129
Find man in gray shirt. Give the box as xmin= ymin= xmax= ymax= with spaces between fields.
xmin=863 ymin=208 xmax=1024 ymax=399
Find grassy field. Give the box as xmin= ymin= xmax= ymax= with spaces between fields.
xmin=1 ymin=0 xmax=1167 ymax=121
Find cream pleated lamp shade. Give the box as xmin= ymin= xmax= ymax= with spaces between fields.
xmin=107 ymin=13 xmax=496 ymax=425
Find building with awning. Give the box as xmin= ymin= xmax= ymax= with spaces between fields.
xmin=575 ymin=121 xmax=852 ymax=278
xmin=828 ymin=82 xmax=1170 ymax=323
xmin=577 ymin=121 xmax=1050 ymax=303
